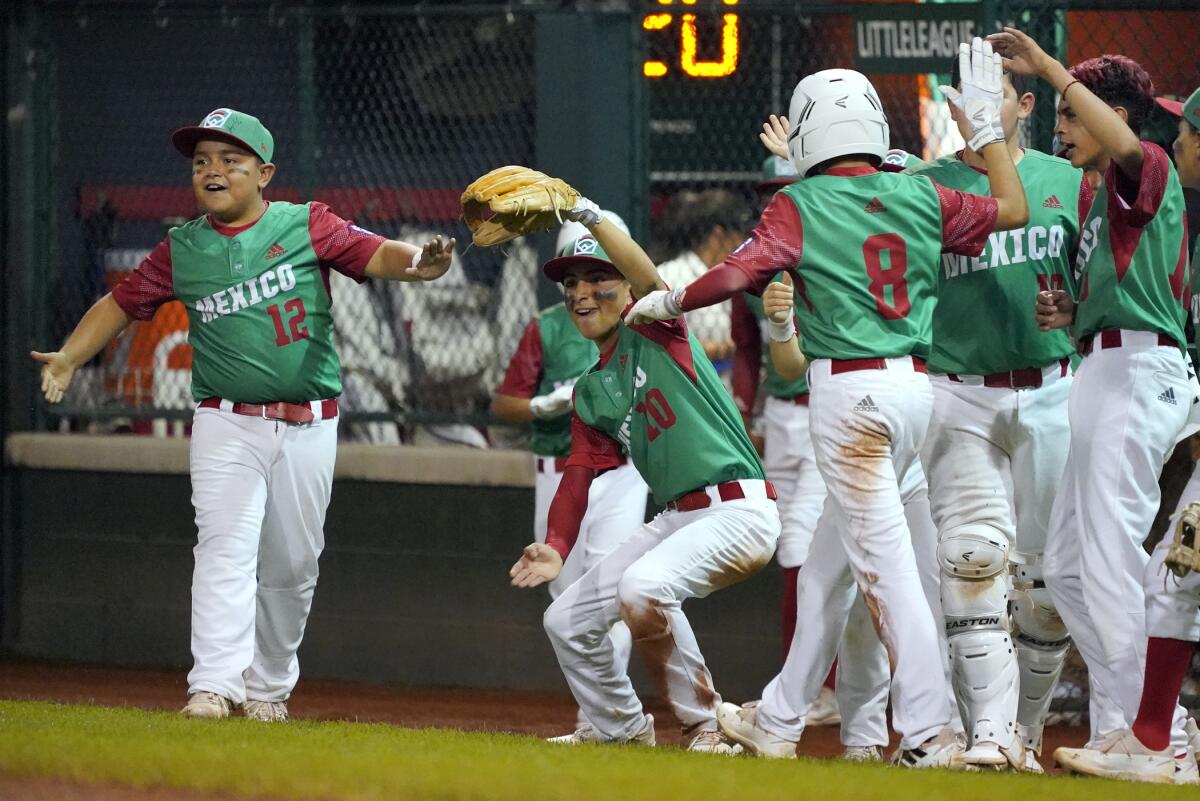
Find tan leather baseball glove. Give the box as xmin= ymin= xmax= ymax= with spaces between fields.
xmin=461 ymin=166 xmax=581 ymax=247
xmin=1167 ymin=500 xmax=1200 ymax=578
xmin=458 ymin=165 xmax=580 ymax=247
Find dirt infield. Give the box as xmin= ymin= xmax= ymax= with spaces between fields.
xmin=0 ymin=658 xmax=1091 ymax=798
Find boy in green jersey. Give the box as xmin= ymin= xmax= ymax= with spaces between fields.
xmin=32 ymin=108 xmax=455 ymax=721
xmin=493 ymin=214 xmax=648 ymax=733
xmin=1048 ymin=88 xmax=1200 ymax=783
xmin=508 ymin=206 xmax=780 ymax=754
xmin=990 ymin=30 xmax=1195 ymax=776
xmin=903 ymin=61 xmax=1094 ymax=771
xmin=630 ymin=41 xmax=1029 ymax=765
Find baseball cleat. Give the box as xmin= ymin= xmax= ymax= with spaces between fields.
xmin=807 ymin=686 xmax=841 ymax=727
xmin=961 ymin=734 xmax=1024 ymax=771
xmin=1022 ymin=749 xmax=1045 ymax=774
xmin=686 ymin=728 xmax=742 ymax=755
xmin=1186 ymin=718 xmax=1200 ymax=766
xmin=1175 ymin=746 xmax=1199 ymax=785
xmin=181 ymin=691 xmax=233 ymax=719
xmin=716 ymin=701 xmax=797 ymax=759
xmin=1053 ymin=729 xmax=1175 ymax=783
xmin=893 ymin=727 xmax=967 ymax=769
xmin=842 ymin=745 xmax=883 ymax=762
xmin=547 ymin=713 xmax=655 ymax=746
xmin=243 ymin=699 xmax=289 ymax=722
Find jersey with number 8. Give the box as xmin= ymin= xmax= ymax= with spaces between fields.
xmin=766 ymin=169 xmax=991 ymax=359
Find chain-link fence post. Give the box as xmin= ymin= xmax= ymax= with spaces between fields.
xmin=534 ymin=8 xmax=644 ymax=310
xmin=296 ymin=4 xmax=317 ymax=202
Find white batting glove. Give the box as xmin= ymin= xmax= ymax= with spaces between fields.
xmin=940 ymin=37 xmax=1005 ymax=152
xmin=767 ymin=316 xmax=796 ymax=343
xmin=528 ymin=382 xmax=575 ymax=419
xmin=627 ymin=288 xmax=684 ymax=325
xmin=564 ymin=196 xmax=603 ymax=227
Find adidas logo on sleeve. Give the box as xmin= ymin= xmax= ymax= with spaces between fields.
xmin=864 ymin=198 xmax=887 ymax=214
xmin=1158 ymin=386 xmax=1178 ymax=405
xmin=1042 ymin=195 xmax=1063 ymax=209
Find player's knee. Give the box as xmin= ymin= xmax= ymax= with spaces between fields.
xmin=543 ymin=597 xmax=573 ymax=645
xmin=939 ymin=527 xmax=1010 ymax=629
xmin=616 ymin=565 xmax=667 ymax=611
xmin=1010 ymin=582 xmax=1069 ymax=649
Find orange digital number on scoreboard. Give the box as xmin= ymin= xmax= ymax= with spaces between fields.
xmin=643 ymin=0 xmax=739 ymax=79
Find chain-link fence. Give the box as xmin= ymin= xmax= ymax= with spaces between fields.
xmin=18 ymin=0 xmax=1196 ymax=444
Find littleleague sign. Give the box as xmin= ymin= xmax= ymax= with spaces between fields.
xmin=855 ymin=6 xmax=978 ymax=74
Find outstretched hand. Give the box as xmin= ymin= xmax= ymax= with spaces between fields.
xmin=510 ymin=543 xmax=564 ymax=588
xmin=406 ymin=235 xmax=456 ymax=281
xmin=759 ymin=114 xmax=791 ymax=161
xmin=986 ymin=27 xmax=1057 ymax=78
xmin=31 ymin=350 xmax=75 ymax=404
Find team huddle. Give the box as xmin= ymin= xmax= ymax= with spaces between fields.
xmin=33 ymin=26 xmax=1200 ymax=785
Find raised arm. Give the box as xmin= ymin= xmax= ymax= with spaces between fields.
xmin=988 ymin=27 xmax=1143 ymax=177
xmin=940 ymin=38 xmax=1028 ymax=231
xmin=584 ymin=216 xmax=664 ymax=299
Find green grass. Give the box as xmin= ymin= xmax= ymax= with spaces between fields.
xmin=0 ymin=700 xmax=1189 ymax=800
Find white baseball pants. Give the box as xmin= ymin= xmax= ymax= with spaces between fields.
xmin=762 ymin=396 xmax=827 ymax=568
xmin=543 ymin=481 xmax=780 ymax=740
xmin=535 ymin=458 xmax=647 ymax=726
xmin=758 ymin=457 xmax=950 ymax=748
xmin=187 ymin=406 xmax=337 ymax=703
xmin=1146 ymin=460 xmax=1200 ymax=641
xmin=533 ymin=459 xmax=649 ymax=598
xmin=756 ymin=357 xmax=950 ymax=750
xmin=925 ymin=369 xmax=1072 ymax=564
xmin=1044 ymin=334 xmax=1191 ymax=741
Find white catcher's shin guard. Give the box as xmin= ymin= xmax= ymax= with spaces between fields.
xmin=940 ymin=528 xmax=1022 ymax=769
xmin=1011 ymin=567 xmax=1070 ymax=760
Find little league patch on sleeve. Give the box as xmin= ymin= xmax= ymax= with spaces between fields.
xmin=349 ymin=224 xmax=378 ymax=238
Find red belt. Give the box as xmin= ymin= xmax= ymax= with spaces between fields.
xmin=830 ymin=355 xmax=926 ymax=375
xmin=198 ymin=397 xmax=338 ymax=424
xmin=538 ymin=455 xmax=627 ymax=473
xmin=948 ymin=357 xmax=1070 ymax=390
xmin=784 ymin=392 xmax=810 ymax=406
xmin=668 ymin=480 xmax=777 ymax=512
xmin=1080 ymin=329 xmax=1178 ymax=356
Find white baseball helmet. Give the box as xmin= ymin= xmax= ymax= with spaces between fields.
xmin=787 ymin=69 xmax=889 ymax=178
xmin=555 ymin=210 xmax=630 ymax=253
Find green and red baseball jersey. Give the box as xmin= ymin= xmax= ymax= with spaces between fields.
xmin=499 ymin=303 xmax=598 ymax=457
xmin=907 ymin=149 xmax=1090 ymax=374
xmin=730 ymin=285 xmax=808 ymax=418
xmin=112 ymin=201 xmax=385 ymax=403
xmin=1073 ymin=141 xmax=1190 ymax=348
xmin=720 ymin=166 xmax=997 ymax=361
xmin=567 ymin=311 xmax=764 ymax=505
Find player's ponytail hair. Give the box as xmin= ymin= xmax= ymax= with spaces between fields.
xmin=1068 ymin=54 xmax=1155 ymax=132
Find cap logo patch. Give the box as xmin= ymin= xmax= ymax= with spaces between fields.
xmin=202 ymin=108 xmax=232 ymax=129
xmin=574 ymin=236 xmax=598 ymax=255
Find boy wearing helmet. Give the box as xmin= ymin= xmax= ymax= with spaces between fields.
xmin=627 ymin=41 xmax=1029 ymax=765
